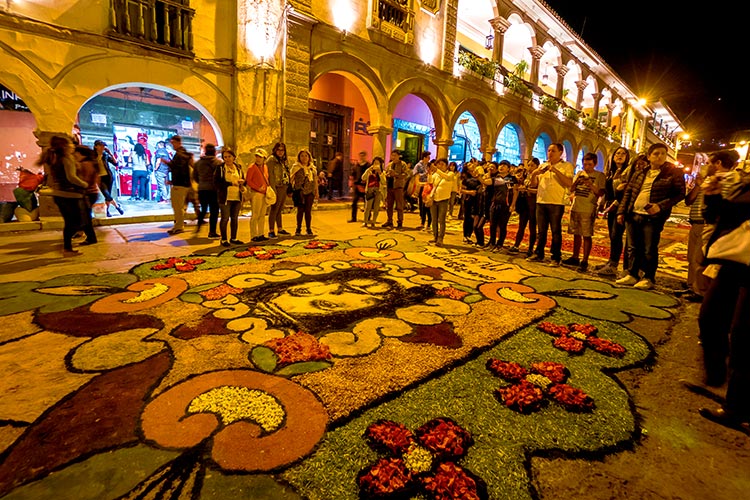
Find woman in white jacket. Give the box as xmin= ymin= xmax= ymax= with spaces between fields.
xmin=429 ymin=158 xmax=455 ymax=247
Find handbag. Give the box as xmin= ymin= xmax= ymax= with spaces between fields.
xmin=264 ymin=185 xmax=277 ymax=205
xmin=706 ymin=220 xmax=750 ymax=265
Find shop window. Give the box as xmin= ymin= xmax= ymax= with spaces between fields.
xmin=370 ymin=0 xmax=415 ymax=44
xmin=109 ymin=0 xmax=195 ymax=55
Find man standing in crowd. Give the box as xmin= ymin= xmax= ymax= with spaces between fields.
xmin=562 ymin=152 xmax=605 ymax=272
xmin=193 ymin=143 xmax=221 ymax=239
xmin=160 ymin=135 xmax=194 ymax=235
xmin=413 ymin=150 xmax=432 ymax=230
xmin=527 ymin=143 xmax=574 ymax=266
xmin=153 ymin=140 xmax=172 ymax=203
xmin=349 ymin=151 xmax=369 ymax=222
xmin=325 ymin=151 xmax=343 ymax=200
xmin=616 ymin=143 xmax=685 ymax=290
xmin=382 ymin=149 xmax=409 ymax=229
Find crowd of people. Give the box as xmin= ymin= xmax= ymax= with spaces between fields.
xmin=35 ymin=132 xmax=750 ymax=433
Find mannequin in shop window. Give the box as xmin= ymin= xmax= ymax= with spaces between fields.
xmin=131 ymin=143 xmax=150 ymax=201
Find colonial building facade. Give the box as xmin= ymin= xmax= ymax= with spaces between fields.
xmin=0 ymin=0 xmax=682 ymax=201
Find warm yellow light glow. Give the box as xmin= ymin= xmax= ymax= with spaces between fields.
xmin=637 ymin=98 xmax=647 ymax=106
xmin=736 ymin=144 xmax=748 ymax=161
xmin=420 ymin=27 xmax=437 ymax=65
xmin=245 ymin=0 xmax=286 ymax=62
xmin=681 ymin=133 xmax=690 ymax=140
xmin=333 ymin=0 xmax=355 ymax=32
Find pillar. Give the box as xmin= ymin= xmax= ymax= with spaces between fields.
xmin=283 ymin=12 xmax=316 ymax=160
xmin=368 ymin=125 xmax=394 ymax=159
xmin=590 ymin=92 xmax=602 ymax=120
xmin=433 ymin=139 xmax=454 ymax=159
xmin=574 ymin=80 xmax=588 ymax=111
xmin=554 ymin=65 xmax=569 ymax=100
xmin=488 ymin=16 xmax=511 ymax=65
xmin=527 ymin=45 xmax=545 ymax=85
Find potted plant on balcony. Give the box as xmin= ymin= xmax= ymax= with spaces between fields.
xmin=457 ymin=48 xmax=498 ymax=81
xmin=562 ymin=107 xmax=580 ymax=122
xmin=540 ymin=95 xmax=560 ymax=112
xmin=504 ymin=60 xmax=532 ymax=99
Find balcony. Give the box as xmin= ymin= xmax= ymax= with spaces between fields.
xmin=109 ymin=0 xmax=195 ymax=55
xmin=370 ymin=0 xmax=414 ymax=44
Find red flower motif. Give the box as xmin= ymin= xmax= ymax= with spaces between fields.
xmin=487 ymin=358 xmax=595 ymax=414
xmin=537 ymin=321 xmax=626 ymax=358
xmin=150 ymin=257 xmax=206 ymax=272
xmin=234 ymin=247 xmax=286 ymax=260
xmin=199 ymin=283 xmax=244 ymax=300
xmin=263 ymin=331 xmax=331 ymax=366
xmin=436 ymin=286 xmax=469 ymax=300
xmin=358 ymin=418 xmax=486 ymax=499
xmin=304 ymin=240 xmax=338 ymax=250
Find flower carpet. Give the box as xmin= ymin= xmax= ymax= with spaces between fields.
xmin=0 ymin=230 xmax=679 ymax=499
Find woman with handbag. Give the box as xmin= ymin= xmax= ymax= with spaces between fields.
xmin=246 ymin=149 xmax=270 ymax=242
xmin=362 ymin=157 xmax=386 ymax=228
xmin=215 ymin=149 xmax=245 ymax=247
xmin=290 ymin=149 xmax=317 ymax=236
xmin=429 ymin=158 xmax=454 ymax=247
xmin=37 ymin=136 xmax=89 ymax=256
xmin=695 ymin=150 xmax=750 ymax=434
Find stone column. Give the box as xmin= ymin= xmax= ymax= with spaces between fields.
xmin=433 ymin=139 xmax=454 ymax=159
xmin=574 ymin=80 xmax=588 ymax=111
xmin=554 ymin=65 xmax=569 ymax=100
xmin=488 ymin=16 xmax=511 ymax=65
xmin=442 ymin=0 xmax=459 ymax=73
xmin=527 ymin=45 xmax=545 ymax=85
xmin=283 ymin=11 xmax=316 ymax=158
xmin=590 ymin=92 xmax=602 ymax=120
xmin=606 ymin=102 xmax=616 ymax=128
xmin=481 ymin=147 xmax=497 ymax=162
xmin=368 ymin=125 xmax=394 ymax=159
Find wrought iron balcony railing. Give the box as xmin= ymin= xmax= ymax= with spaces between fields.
xmin=370 ymin=0 xmax=414 ymax=44
xmin=109 ymin=0 xmax=195 ymax=55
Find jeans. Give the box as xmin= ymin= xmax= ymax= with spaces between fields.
xmin=430 ymin=199 xmax=449 ymax=243
xmin=514 ymin=194 xmax=537 ymax=253
xmin=296 ymin=192 xmax=315 ymax=232
xmin=268 ymin=184 xmax=288 ymax=233
xmin=198 ymin=189 xmax=219 ymax=234
xmin=699 ymin=261 xmax=750 ymax=418
xmin=489 ymin=203 xmax=511 ymax=247
xmin=155 ymin=171 xmax=170 ymax=201
xmin=220 ymin=201 xmax=241 ymax=240
xmin=535 ymin=203 xmax=565 ymax=261
xmin=132 ymin=170 xmax=149 ymax=200
xmin=624 ymin=214 xmax=665 ymax=281
xmin=417 ymin=186 xmax=432 ymax=226
xmin=53 ymin=196 xmax=85 ymax=250
xmin=364 ymin=191 xmax=382 ymax=225
xmin=606 ymin=209 xmax=627 ymax=268
xmin=351 ymin=186 xmax=365 ymax=221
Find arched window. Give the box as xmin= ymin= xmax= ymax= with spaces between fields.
xmin=493 ymin=124 xmax=521 ymax=164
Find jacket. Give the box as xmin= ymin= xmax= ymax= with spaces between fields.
xmin=166 ymin=147 xmax=193 ymax=187
xmin=266 ymin=155 xmax=289 ymax=187
xmin=193 ymin=155 xmax=220 ymax=190
xmin=617 ymin=162 xmax=685 ymax=222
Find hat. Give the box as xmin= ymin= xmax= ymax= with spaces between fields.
xmin=255 ymin=148 xmax=268 ymax=158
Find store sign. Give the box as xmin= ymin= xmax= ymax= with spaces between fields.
xmin=0 ymin=85 xmax=30 ymax=112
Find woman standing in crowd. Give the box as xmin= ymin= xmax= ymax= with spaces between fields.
xmin=596 ymin=147 xmax=631 ymax=277
xmin=290 ymin=149 xmax=317 ymax=236
xmin=37 ymin=136 xmax=89 ymax=256
xmin=215 ymin=149 xmax=245 ymax=247
xmin=460 ymin=163 xmax=482 ymax=245
xmin=448 ymin=161 xmax=460 ymax=217
xmin=266 ymin=142 xmax=290 ymax=238
xmin=246 ymin=148 xmax=270 ymax=242
xmin=362 ymin=156 xmax=386 ymax=228
xmin=93 ymin=140 xmax=124 ymax=217
xmin=487 ymin=161 xmax=514 ymax=251
xmin=429 ymin=157 xmax=455 ymax=247
xmin=73 ymin=145 xmax=100 ymax=246
xmin=508 ymin=158 xmax=539 ymax=256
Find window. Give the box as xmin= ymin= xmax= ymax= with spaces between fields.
xmin=109 ymin=0 xmax=195 ymax=55
xmin=494 ymin=125 xmax=521 ymax=165
xmin=370 ymin=0 xmax=415 ymax=44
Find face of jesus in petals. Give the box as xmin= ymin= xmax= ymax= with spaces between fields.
xmin=270 ymin=279 xmax=390 ymax=315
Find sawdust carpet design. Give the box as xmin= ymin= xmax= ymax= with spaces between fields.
xmin=0 ymin=231 xmax=677 ymax=499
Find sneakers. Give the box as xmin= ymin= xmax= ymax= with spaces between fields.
xmin=562 ymin=256 xmax=580 ymax=266
xmin=167 ymin=228 xmax=185 ymax=235
xmin=207 ymin=233 xmax=220 ymax=239
xmin=295 ymin=229 xmax=302 ymax=236
xmin=549 ymin=259 xmax=561 ymax=267
xmin=634 ymin=278 xmax=655 ymax=290
xmin=576 ymin=262 xmax=589 ymax=273
xmin=507 ymin=246 xmax=520 ymax=254
xmin=526 ymin=254 xmax=544 ymax=262
xmin=597 ymin=264 xmax=617 ymax=277
xmin=416 ymin=224 xmax=424 ymax=230
xmin=698 ymin=407 xmax=750 ymax=436
xmin=220 ymin=240 xmax=230 ymax=247
xmin=616 ymin=275 xmax=639 ymax=286
xmin=306 ymin=229 xmax=314 ymax=236
xmin=268 ymin=232 xmax=276 ymax=239
xmin=278 ymin=229 xmax=290 ymax=235
xmin=229 ymin=239 xmax=244 ymax=245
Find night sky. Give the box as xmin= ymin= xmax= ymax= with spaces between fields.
xmin=544 ymin=0 xmax=750 ymax=140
